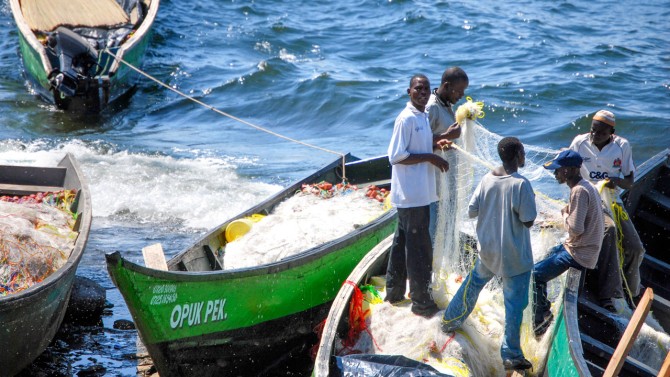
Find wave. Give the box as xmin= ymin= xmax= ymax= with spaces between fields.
xmin=0 ymin=139 xmax=281 ymax=230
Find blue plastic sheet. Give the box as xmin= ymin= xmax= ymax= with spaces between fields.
xmin=335 ymin=354 xmax=454 ymax=377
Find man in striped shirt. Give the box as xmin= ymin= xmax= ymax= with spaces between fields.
xmin=532 ymin=149 xmax=604 ymax=337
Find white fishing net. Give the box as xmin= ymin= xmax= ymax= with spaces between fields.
xmin=223 ymin=185 xmax=388 ymax=270
xmin=335 ymin=100 xmax=670 ymax=376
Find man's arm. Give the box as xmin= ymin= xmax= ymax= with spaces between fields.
xmin=433 ymin=121 xmax=461 ymax=142
xmin=519 ymin=180 xmax=537 ymax=228
xmin=606 ymin=173 xmax=634 ymax=190
xmin=396 ymin=153 xmax=450 ymax=172
xmin=564 ymin=187 xmax=588 ymax=237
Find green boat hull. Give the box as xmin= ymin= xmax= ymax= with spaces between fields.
xmin=106 ymin=155 xmax=397 ymax=376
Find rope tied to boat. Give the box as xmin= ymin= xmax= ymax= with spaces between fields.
xmin=103 ymin=49 xmax=348 ymax=180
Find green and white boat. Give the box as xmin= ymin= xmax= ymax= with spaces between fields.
xmin=9 ymin=0 xmax=159 ymax=112
xmin=106 ymin=155 xmax=396 ymax=376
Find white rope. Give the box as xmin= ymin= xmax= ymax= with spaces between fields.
xmin=104 ymin=49 xmax=348 ymax=179
xmin=448 ymin=143 xmax=496 ymax=171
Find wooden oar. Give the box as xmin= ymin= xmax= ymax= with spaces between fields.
xmin=602 ymin=287 xmax=654 ymax=377
xmin=659 ymin=349 xmax=670 ymax=377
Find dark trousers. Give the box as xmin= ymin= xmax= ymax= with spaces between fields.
xmin=385 ymin=205 xmax=434 ymax=310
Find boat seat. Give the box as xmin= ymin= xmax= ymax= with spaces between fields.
xmin=581 ymin=333 xmax=658 ymax=377
xmin=0 ymin=183 xmax=63 ymax=196
xmin=203 ymin=245 xmax=223 ymax=270
xmin=643 ymin=189 xmax=670 ymax=212
xmin=636 ymin=208 xmax=670 ymax=234
xmin=21 ymin=0 xmax=130 ymax=32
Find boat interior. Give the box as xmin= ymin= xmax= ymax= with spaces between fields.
xmin=578 ymin=153 xmax=670 ymax=376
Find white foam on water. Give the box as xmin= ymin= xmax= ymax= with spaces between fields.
xmin=0 ymin=139 xmax=282 ymax=230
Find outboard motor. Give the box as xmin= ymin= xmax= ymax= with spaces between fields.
xmin=47 ymin=27 xmax=99 ymax=98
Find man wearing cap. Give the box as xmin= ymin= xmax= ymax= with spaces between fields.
xmin=569 ymin=110 xmax=645 ymax=311
xmin=532 ymin=149 xmax=604 ymax=337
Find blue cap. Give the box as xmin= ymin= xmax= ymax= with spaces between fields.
xmin=543 ymin=150 xmax=583 ymax=170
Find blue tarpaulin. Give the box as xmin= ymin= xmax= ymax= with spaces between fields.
xmin=335 ymin=354 xmax=454 ymax=377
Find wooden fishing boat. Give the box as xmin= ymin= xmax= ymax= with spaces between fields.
xmin=0 ymin=153 xmax=92 ymax=376
xmin=314 ymin=148 xmax=670 ymax=377
xmin=9 ymin=0 xmax=159 ymax=112
xmin=105 ymin=155 xmax=396 ymax=376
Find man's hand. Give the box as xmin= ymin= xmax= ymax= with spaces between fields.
xmin=430 ymin=155 xmax=450 ymax=172
xmin=442 ymin=122 xmax=461 ymax=140
xmin=436 ymin=139 xmax=453 ymax=150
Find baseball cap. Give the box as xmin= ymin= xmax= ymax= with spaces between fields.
xmin=543 ymin=150 xmax=583 ymax=170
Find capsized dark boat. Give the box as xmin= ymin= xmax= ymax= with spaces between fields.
xmin=106 ymin=155 xmax=397 ymax=376
xmin=0 ymin=153 xmax=92 ymax=376
xmin=9 ymin=0 xmax=159 ymax=112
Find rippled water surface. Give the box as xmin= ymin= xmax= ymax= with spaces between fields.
xmin=0 ymin=0 xmax=668 ymax=375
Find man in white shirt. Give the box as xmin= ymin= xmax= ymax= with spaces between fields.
xmin=569 ymin=110 xmax=646 ymax=310
xmin=386 ymin=74 xmax=450 ymax=318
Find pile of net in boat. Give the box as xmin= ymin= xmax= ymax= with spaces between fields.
xmin=333 ymin=99 xmax=670 ymax=376
xmin=222 ymin=183 xmax=389 ymax=270
xmin=0 ymin=190 xmax=78 ymax=296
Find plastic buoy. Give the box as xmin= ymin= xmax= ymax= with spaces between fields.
xmin=225 ymin=218 xmax=255 ymax=242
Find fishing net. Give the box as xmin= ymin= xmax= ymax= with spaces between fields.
xmin=0 ymin=190 xmax=78 ymax=296
xmin=334 ymin=99 xmax=670 ymax=375
xmin=333 ymin=100 xmax=567 ymax=375
xmin=431 ymin=98 xmax=565 ymax=306
xmin=222 ymin=183 xmax=389 ymax=270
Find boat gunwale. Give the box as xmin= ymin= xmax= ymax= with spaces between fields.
xmin=109 ymin=0 xmax=160 ymax=73
xmin=0 ymin=153 xmax=92 ymax=305
xmin=9 ymin=0 xmax=53 ymax=73
xmin=313 ymin=234 xmax=393 ymax=377
xmin=561 ymin=268 xmax=591 ymax=377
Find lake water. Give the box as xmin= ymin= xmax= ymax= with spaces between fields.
xmin=0 ymin=0 xmax=668 ymax=375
